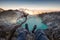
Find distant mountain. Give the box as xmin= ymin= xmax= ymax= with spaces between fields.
xmin=0 ymin=8 xmax=4 ymax=12
xmin=19 ymin=8 xmax=60 ymax=15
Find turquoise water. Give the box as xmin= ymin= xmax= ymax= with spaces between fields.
xmin=17 ymin=16 xmax=48 ymax=31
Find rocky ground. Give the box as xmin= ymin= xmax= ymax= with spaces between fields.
xmin=38 ymin=12 xmax=60 ymax=40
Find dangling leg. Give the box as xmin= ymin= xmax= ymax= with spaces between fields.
xmin=17 ymin=28 xmax=28 ymax=40
xmin=35 ymin=29 xmax=49 ymax=40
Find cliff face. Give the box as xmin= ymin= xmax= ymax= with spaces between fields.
xmin=0 ymin=8 xmax=4 ymax=12
xmin=0 ymin=10 xmax=26 ymax=32
xmin=39 ymin=12 xmax=60 ymax=28
xmin=38 ymin=12 xmax=60 ymax=40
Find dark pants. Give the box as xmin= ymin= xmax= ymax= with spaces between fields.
xmin=17 ymin=28 xmax=49 ymax=40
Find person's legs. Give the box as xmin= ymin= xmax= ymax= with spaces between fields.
xmin=35 ymin=29 xmax=49 ymax=40
xmin=17 ymin=28 xmax=28 ymax=40
xmin=17 ymin=28 xmax=35 ymax=40
xmin=17 ymin=28 xmax=49 ymax=40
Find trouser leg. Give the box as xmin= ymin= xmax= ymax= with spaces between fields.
xmin=35 ymin=29 xmax=49 ymax=40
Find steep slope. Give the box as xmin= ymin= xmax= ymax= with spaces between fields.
xmin=39 ymin=12 xmax=60 ymax=28
xmin=38 ymin=12 xmax=60 ymax=40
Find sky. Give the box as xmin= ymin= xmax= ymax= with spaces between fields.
xmin=0 ymin=0 xmax=60 ymax=10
